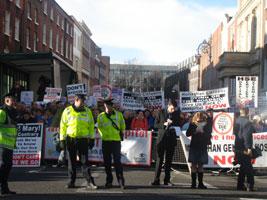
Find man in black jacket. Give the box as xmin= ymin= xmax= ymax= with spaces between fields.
xmin=151 ymin=99 xmax=181 ymax=186
xmin=234 ymin=107 xmax=256 ymax=192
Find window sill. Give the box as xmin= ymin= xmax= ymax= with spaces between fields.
xmin=27 ymin=17 xmax=32 ymax=21
xmin=43 ymin=42 xmax=47 ymax=46
xmin=14 ymin=38 xmax=20 ymax=42
xmin=35 ymin=22 xmax=39 ymax=26
xmin=4 ymin=32 xmax=10 ymax=37
xmin=26 ymin=47 xmax=31 ymax=50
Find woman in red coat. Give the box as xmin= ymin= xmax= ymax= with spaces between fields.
xmin=130 ymin=110 xmax=148 ymax=131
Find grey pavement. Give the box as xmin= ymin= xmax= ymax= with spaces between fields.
xmin=3 ymin=164 xmax=267 ymax=200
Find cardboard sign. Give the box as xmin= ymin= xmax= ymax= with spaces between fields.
xmin=43 ymin=87 xmax=62 ymax=103
xmin=236 ymin=76 xmax=258 ymax=108
xmin=180 ymin=87 xmax=230 ymax=112
xmin=66 ymin=83 xmax=86 ymax=103
xmin=13 ymin=123 xmax=43 ymax=167
xmin=20 ymin=91 xmax=34 ymax=107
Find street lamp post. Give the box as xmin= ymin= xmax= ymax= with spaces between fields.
xmin=195 ymin=39 xmax=212 ymax=64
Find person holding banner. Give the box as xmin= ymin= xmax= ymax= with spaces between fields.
xmin=97 ymin=99 xmax=126 ymax=189
xmin=150 ymin=99 xmax=181 ymax=186
xmin=186 ymin=112 xmax=212 ymax=189
xmin=0 ymin=92 xmax=17 ymax=195
xmin=59 ymin=93 xmax=97 ymax=189
xmin=234 ymin=107 xmax=256 ymax=192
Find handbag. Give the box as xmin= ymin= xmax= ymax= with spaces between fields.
xmin=105 ymin=113 xmax=124 ymax=141
xmin=243 ymin=146 xmax=262 ymax=159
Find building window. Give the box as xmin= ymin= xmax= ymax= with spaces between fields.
xmin=49 ymin=28 xmax=53 ymax=49
xmin=66 ymin=40 xmax=69 ymax=58
xmin=43 ymin=23 xmax=46 ymax=45
xmin=33 ymin=32 xmax=37 ymax=52
xmin=57 ymin=15 xmax=60 ymax=26
xmin=26 ymin=28 xmax=30 ymax=49
xmin=27 ymin=2 xmax=31 ymax=20
xmin=61 ymin=37 xmax=64 ymax=55
xmin=44 ymin=0 xmax=47 ymax=15
xmin=70 ymin=27 xmax=73 ymax=37
xmin=56 ymin=33 xmax=59 ymax=53
xmin=66 ymin=22 xmax=69 ymax=34
xmin=16 ymin=0 xmax=20 ymax=8
xmin=70 ymin=44 xmax=72 ymax=61
xmin=264 ymin=59 xmax=267 ymax=88
xmin=4 ymin=11 xmax=10 ymax=36
xmin=61 ymin=18 xmax=64 ymax=30
xmin=15 ymin=18 xmax=20 ymax=41
xmin=34 ymin=9 xmax=38 ymax=25
xmin=50 ymin=7 xmax=54 ymax=21
xmin=265 ymin=20 xmax=267 ymax=45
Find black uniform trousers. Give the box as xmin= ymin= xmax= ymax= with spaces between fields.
xmin=0 ymin=148 xmax=13 ymax=192
xmin=102 ymin=141 xmax=124 ymax=184
xmin=66 ymin=137 xmax=94 ymax=185
xmin=236 ymin=153 xmax=254 ymax=188
xmin=154 ymin=132 xmax=176 ymax=183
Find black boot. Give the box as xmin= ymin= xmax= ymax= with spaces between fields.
xmin=191 ymin=172 xmax=197 ymax=189
xmin=198 ymin=172 xmax=207 ymax=189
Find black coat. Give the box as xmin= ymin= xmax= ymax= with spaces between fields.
xmin=154 ymin=109 xmax=181 ymax=144
xmin=186 ymin=122 xmax=212 ymax=150
xmin=234 ymin=116 xmax=255 ymax=151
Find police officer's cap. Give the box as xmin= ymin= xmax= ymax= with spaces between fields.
xmin=103 ymin=99 xmax=114 ymax=106
xmin=75 ymin=93 xmax=87 ymax=100
xmin=3 ymin=92 xmax=17 ymax=99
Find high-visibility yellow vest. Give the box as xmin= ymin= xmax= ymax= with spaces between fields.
xmin=97 ymin=110 xmax=125 ymax=141
xmin=60 ymin=106 xmax=95 ymax=141
xmin=0 ymin=108 xmax=17 ymax=150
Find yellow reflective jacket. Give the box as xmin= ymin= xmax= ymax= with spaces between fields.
xmin=97 ymin=110 xmax=125 ymax=141
xmin=60 ymin=106 xmax=95 ymax=141
xmin=0 ymin=106 xmax=17 ymax=150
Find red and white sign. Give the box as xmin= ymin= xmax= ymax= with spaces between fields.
xmin=213 ymin=112 xmax=234 ymax=136
xmin=180 ymin=130 xmax=267 ymax=168
xmin=236 ymin=76 xmax=258 ymax=108
xmin=43 ymin=87 xmax=62 ymax=103
xmin=44 ymin=128 xmax=152 ymax=166
xmin=93 ymin=85 xmax=112 ymax=101
xmin=13 ymin=123 xmax=43 ymax=167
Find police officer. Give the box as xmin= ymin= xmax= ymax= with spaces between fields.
xmin=0 ymin=92 xmax=17 ymax=195
xmin=97 ymin=99 xmax=126 ymax=189
xmin=60 ymin=93 xmax=97 ymax=189
xmin=151 ymin=99 xmax=181 ymax=186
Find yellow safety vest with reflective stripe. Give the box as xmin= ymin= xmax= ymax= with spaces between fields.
xmin=97 ymin=110 xmax=125 ymax=141
xmin=60 ymin=106 xmax=95 ymax=141
xmin=0 ymin=109 xmax=17 ymax=150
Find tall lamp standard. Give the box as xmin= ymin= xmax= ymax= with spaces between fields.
xmin=195 ymin=39 xmax=212 ymax=64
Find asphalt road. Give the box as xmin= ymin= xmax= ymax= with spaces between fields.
xmin=2 ymin=163 xmax=267 ymax=200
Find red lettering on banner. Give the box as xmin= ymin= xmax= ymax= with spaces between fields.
xmin=124 ymin=130 xmax=149 ymax=139
xmin=205 ymin=104 xmax=227 ymax=110
xmin=211 ymin=135 xmax=219 ymax=140
xmin=214 ymin=155 xmax=235 ymax=165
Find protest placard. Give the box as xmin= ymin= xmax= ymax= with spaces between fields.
xmin=43 ymin=87 xmax=62 ymax=103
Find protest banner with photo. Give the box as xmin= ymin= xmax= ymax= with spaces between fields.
xmin=13 ymin=123 xmax=43 ymax=167
xmin=20 ymin=91 xmax=34 ymax=107
xmin=93 ymin=85 xmax=112 ymax=101
xmin=66 ymin=83 xmax=86 ymax=103
xmin=236 ymin=76 xmax=258 ymax=108
xmin=44 ymin=128 xmax=152 ymax=166
xmin=180 ymin=87 xmax=230 ymax=112
xmin=141 ymin=91 xmax=164 ymax=110
xmin=44 ymin=127 xmax=61 ymax=160
xmin=121 ymin=90 xmax=144 ymax=110
xmin=43 ymin=87 xmax=62 ymax=103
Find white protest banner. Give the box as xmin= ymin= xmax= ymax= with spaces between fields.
xmin=180 ymin=130 xmax=267 ymax=168
xmin=20 ymin=91 xmax=33 ymax=107
xmin=44 ymin=127 xmax=60 ymax=160
xmin=121 ymin=90 xmax=144 ymax=110
xmin=180 ymin=87 xmax=230 ymax=112
xmin=66 ymin=83 xmax=86 ymax=103
xmin=236 ymin=76 xmax=258 ymax=108
xmin=44 ymin=128 xmax=152 ymax=166
xmin=212 ymin=112 xmax=234 ymax=136
xmin=13 ymin=123 xmax=43 ymax=167
xmin=43 ymin=87 xmax=62 ymax=103
xmin=141 ymin=91 xmax=164 ymax=110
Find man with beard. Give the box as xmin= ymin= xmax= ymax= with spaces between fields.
xmin=0 ymin=93 xmax=17 ymax=195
